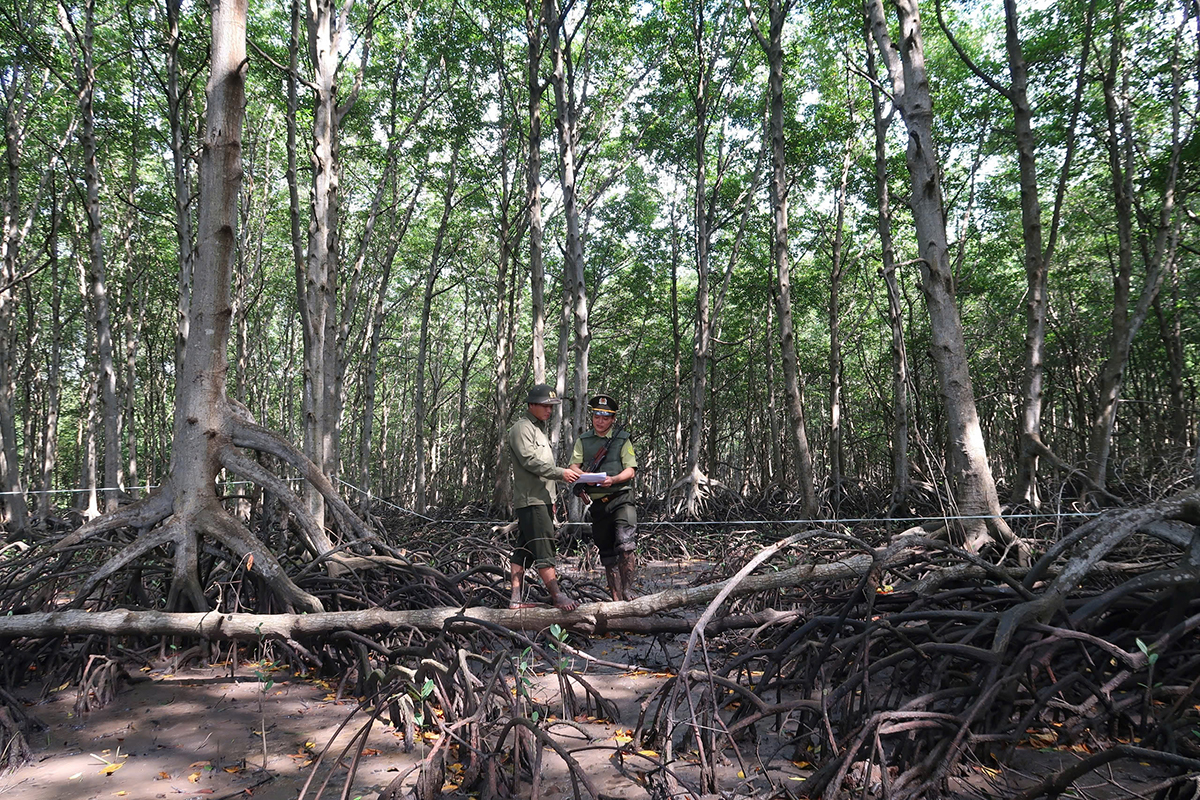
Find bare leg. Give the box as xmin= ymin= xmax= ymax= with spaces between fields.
xmin=537 ymin=566 xmax=578 ymax=612
xmin=509 ymin=563 xmax=526 ymax=609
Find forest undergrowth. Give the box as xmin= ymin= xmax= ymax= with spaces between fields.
xmin=2 ymin=470 xmax=1200 ymax=799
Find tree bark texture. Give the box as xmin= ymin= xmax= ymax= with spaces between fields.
xmin=866 ymin=0 xmax=1014 ymax=552
xmin=745 ymin=0 xmax=816 ymax=516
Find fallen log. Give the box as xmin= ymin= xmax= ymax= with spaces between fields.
xmin=0 ymin=552 xmax=877 ymax=640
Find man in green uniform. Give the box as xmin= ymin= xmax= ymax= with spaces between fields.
xmin=570 ymin=394 xmax=638 ymax=601
xmin=507 ymin=383 xmax=582 ymax=611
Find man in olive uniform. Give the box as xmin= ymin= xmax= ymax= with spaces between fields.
xmin=507 ymin=383 xmax=582 ymax=611
xmin=570 ymin=394 xmax=638 ymax=601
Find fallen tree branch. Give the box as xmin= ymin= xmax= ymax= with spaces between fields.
xmin=0 ymin=551 xmax=879 ymax=639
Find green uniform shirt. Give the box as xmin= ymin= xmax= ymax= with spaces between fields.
xmin=508 ymin=410 xmax=563 ymax=508
xmin=572 ymin=430 xmax=637 ymax=498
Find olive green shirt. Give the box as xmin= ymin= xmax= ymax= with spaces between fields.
xmin=571 ymin=432 xmax=637 ymax=476
xmin=507 ymin=410 xmax=565 ymax=508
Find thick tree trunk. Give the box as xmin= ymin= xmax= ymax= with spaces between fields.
xmin=0 ymin=551 xmax=882 ymax=638
xmin=866 ymin=0 xmax=1018 ymax=554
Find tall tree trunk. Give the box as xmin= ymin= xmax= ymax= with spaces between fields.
xmin=490 ymin=52 xmax=525 ymax=512
xmin=1085 ymin=0 xmax=1180 ymax=497
xmin=864 ymin=29 xmax=911 ymax=514
xmin=38 ymin=183 xmax=63 ymax=527
xmin=937 ymin=0 xmax=1094 ymax=507
xmin=414 ymin=145 xmax=460 ymax=512
xmin=1154 ymin=273 xmax=1187 ymax=448
xmin=744 ymin=0 xmax=816 ymax=516
xmin=527 ymin=0 xmax=549 ymax=384
xmin=166 ymin=0 xmax=195 ymax=375
xmin=71 ymin=0 xmax=121 ymax=513
xmin=827 ymin=129 xmax=854 ymax=515
xmin=549 ymin=0 xmax=591 ymax=446
xmin=0 ymin=64 xmax=31 ymax=532
xmin=866 ymin=0 xmax=1019 ymax=554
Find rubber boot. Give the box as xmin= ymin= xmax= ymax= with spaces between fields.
xmin=617 ymin=551 xmax=637 ymax=601
xmin=604 ymin=565 xmax=623 ymax=602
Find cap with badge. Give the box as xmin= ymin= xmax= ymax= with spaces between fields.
xmin=589 ymin=394 xmax=618 ymax=416
xmin=526 ymin=384 xmax=562 ymax=405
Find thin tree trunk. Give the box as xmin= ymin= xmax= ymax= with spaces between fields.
xmin=166 ymin=0 xmax=195 ymax=376
xmin=863 ymin=20 xmax=911 ymax=514
xmin=38 ymin=184 xmax=63 ymax=526
xmin=70 ymin=0 xmax=121 ymax=513
xmin=491 ymin=51 xmax=525 ymax=512
xmin=527 ymin=0 xmax=549 ymax=384
xmin=827 ymin=128 xmax=854 ymax=515
xmin=744 ymin=0 xmax=816 ymax=516
xmin=415 ymin=145 xmax=460 ymax=512
xmin=547 ymin=3 xmax=591 ymax=450
xmin=1085 ymin=0 xmax=1180 ymax=497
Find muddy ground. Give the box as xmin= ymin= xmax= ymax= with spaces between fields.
xmin=0 ymin=557 xmax=1180 ymax=800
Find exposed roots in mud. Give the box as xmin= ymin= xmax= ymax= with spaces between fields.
xmin=2 ymin=487 xmax=1200 ymax=798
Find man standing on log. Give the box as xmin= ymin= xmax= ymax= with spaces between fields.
xmin=507 ymin=384 xmax=582 ymax=611
xmin=570 ymin=394 xmax=639 ymax=601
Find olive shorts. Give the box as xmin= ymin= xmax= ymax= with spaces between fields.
xmin=513 ymin=505 xmax=557 ymax=570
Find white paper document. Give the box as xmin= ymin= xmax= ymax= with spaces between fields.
xmin=577 ymin=473 xmax=608 ymax=484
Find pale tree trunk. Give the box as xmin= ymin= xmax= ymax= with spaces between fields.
xmin=76 ymin=266 xmax=100 ymax=518
xmin=67 ymin=0 xmax=121 ymax=514
xmin=415 ymin=145 xmax=460 ymax=512
xmin=553 ymin=279 xmax=570 ymax=453
xmin=300 ymin=0 xmax=341 ymax=532
xmin=744 ymin=0 xmax=816 ymax=515
xmin=119 ymin=90 xmax=144 ymax=500
xmin=548 ymin=0 xmax=590 ymax=447
xmin=359 ymin=158 xmax=421 ymax=515
xmin=670 ymin=200 xmax=683 ymax=467
xmin=864 ymin=29 xmax=911 ymax=513
xmin=0 ymin=65 xmax=31 ymax=532
xmin=866 ymin=0 xmax=1020 ymax=555
xmin=938 ymin=0 xmax=1094 ymax=508
xmin=166 ymin=0 xmax=195 ymax=374
xmin=678 ymin=4 xmax=731 ymax=517
xmin=826 ymin=129 xmax=854 ymax=514
xmin=490 ymin=48 xmax=526 ymax=512
xmin=1085 ymin=0 xmax=1181 ymax=497
xmin=764 ymin=291 xmax=782 ymax=484
xmin=527 ymin=0 xmax=549 ymax=384
xmin=295 ymin=0 xmax=368 ymax=534
xmin=38 ymin=188 xmax=63 ymax=527
xmin=51 ymin=0 xmax=372 ymax=615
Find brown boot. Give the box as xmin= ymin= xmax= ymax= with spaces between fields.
xmin=604 ymin=565 xmax=623 ymax=602
xmin=617 ymin=551 xmax=637 ymax=601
